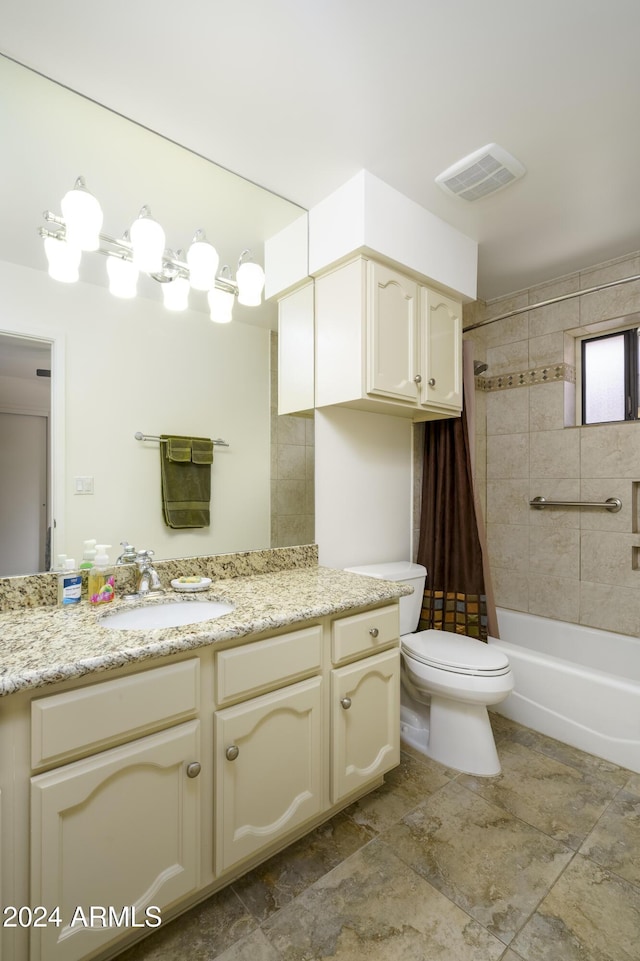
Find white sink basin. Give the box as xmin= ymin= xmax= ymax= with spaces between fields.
xmin=101 ymin=599 xmax=235 ymax=630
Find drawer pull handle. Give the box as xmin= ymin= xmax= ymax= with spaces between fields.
xmin=428 ymin=377 xmax=436 ymax=387
xmin=226 ymin=745 xmax=240 ymax=761
xmin=369 ymin=627 xmax=379 ymax=638
xmin=186 ymin=761 xmax=201 ymax=779
xmin=341 ymin=697 xmax=352 ymax=710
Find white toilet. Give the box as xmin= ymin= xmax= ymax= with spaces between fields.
xmin=345 ymin=561 xmax=514 ymax=777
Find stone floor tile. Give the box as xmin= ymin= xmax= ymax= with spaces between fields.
xmin=214 ymin=929 xmax=281 ymax=961
xmin=231 ymin=811 xmax=375 ymax=922
xmin=491 ymin=712 xmax=631 ymax=789
xmin=379 ymin=779 xmax=572 ymax=944
xmin=342 ymin=750 xmax=451 ymax=834
xmin=511 ymin=854 xmax=640 ymax=961
xmin=459 ymin=740 xmax=619 ymax=849
xmin=580 ymin=790 xmax=640 ymax=886
xmin=262 ymin=840 xmax=506 ymax=961
xmin=116 ymin=886 xmax=256 ymax=961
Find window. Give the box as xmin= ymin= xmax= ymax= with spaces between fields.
xmin=581 ymin=328 xmax=639 ymax=425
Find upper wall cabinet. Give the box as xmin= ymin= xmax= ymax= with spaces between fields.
xmin=312 ymin=256 xmax=462 ymax=421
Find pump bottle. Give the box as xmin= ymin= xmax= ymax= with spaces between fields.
xmin=88 ymin=545 xmax=116 ymax=606
xmin=58 ymin=558 xmax=82 ymax=607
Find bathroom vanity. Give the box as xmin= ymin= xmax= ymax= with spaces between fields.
xmin=0 ymin=558 xmax=409 ymax=961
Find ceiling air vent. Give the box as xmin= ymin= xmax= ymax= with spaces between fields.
xmin=435 ymin=143 xmax=525 ymax=202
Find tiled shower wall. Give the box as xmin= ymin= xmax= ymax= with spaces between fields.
xmin=270 ymin=332 xmax=315 ymax=548
xmin=464 ymin=250 xmax=640 ymax=636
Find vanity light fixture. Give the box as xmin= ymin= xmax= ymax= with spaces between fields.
xmin=208 ymin=266 xmax=235 ymax=323
xmin=38 ymin=176 xmax=266 ymax=322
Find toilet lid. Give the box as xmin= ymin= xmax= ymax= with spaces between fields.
xmin=402 ymin=630 xmax=510 ymax=676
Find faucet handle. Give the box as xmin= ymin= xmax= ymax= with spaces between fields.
xmin=116 ymin=541 xmax=138 ymax=565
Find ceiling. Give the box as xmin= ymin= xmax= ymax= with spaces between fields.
xmin=2 ymin=0 xmax=640 ymax=303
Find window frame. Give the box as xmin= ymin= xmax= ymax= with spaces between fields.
xmin=580 ymin=327 xmax=639 ymax=426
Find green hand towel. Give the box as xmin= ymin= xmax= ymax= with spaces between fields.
xmin=160 ymin=435 xmax=214 ymax=529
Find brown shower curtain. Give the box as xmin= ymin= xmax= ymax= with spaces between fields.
xmin=417 ymin=343 xmax=498 ymax=641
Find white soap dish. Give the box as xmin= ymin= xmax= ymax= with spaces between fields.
xmin=171 ymin=577 xmax=212 ymax=593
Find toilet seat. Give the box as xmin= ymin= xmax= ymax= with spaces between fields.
xmin=402 ymin=629 xmax=511 ymax=677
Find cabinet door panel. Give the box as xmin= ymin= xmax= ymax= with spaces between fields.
xmin=331 ymin=649 xmax=400 ymax=803
xmin=215 ymin=677 xmax=322 ymax=873
xmin=30 ymin=721 xmax=200 ymax=961
xmin=367 ymin=262 xmax=419 ymax=403
xmin=420 ymin=288 xmax=462 ymax=411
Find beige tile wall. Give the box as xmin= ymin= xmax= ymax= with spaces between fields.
xmin=465 ymin=250 xmax=640 ymax=635
xmin=270 ymin=333 xmax=315 ymax=548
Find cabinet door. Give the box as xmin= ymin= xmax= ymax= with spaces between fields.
xmin=30 ymin=721 xmax=200 ymax=961
xmin=331 ymin=648 xmax=400 ymax=804
xmin=215 ymin=676 xmax=323 ymax=874
xmin=420 ymin=288 xmax=462 ymax=411
xmin=366 ymin=262 xmax=419 ymax=403
xmin=278 ymin=281 xmax=315 ymax=415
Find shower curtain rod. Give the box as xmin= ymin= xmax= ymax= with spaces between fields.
xmin=463 ymin=272 xmax=640 ymax=333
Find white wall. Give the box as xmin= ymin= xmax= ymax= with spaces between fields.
xmin=315 ymin=407 xmax=413 ymax=570
xmin=0 ymin=259 xmax=271 ymax=566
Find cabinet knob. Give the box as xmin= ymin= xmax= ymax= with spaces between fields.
xmin=414 ymin=374 xmax=422 ymax=384
xmin=186 ymin=761 xmax=201 ymax=779
xmin=369 ymin=627 xmax=379 ymax=638
xmin=225 ymin=745 xmax=240 ymax=761
xmin=340 ymin=697 xmax=352 ymax=710
xmin=428 ymin=377 xmax=436 ymax=387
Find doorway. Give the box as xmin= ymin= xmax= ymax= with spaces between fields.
xmin=0 ymin=334 xmax=52 ymax=575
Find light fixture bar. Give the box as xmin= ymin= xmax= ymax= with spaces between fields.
xmin=37 ymin=180 xmax=266 ymax=321
xmin=39 ymin=212 xmax=242 ymax=297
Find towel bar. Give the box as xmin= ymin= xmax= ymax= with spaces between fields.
xmin=135 ymin=431 xmax=229 ymax=447
xmin=529 ymin=496 xmax=621 ymax=513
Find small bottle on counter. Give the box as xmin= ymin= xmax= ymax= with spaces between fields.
xmin=79 ymin=539 xmax=97 ymax=570
xmin=57 ymin=558 xmax=82 ymax=608
xmin=88 ymin=545 xmax=116 ymax=606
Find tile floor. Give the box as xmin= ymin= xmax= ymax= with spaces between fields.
xmin=119 ymin=715 xmax=640 ymax=961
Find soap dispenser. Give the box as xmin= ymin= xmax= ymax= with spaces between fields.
xmin=88 ymin=545 xmax=116 ymax=606
xmin=79 ymin=539 xmax=97 ymax=570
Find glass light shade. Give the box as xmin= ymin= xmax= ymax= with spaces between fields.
xmin=208 ymin=286 xmax=234 ymax=324
xmin=187 ymin=236 xmax=220 ymax=291
xmin=106 ymin=256 xmax=138 ymax=298
xmin=129 ymin=208 xmax=165 ymax=272
xmin=44 ymin=235 xmax=81 ymax=283
xmin=60 ymin=179 xmax=103 ymax=251
xmin=162 ymin=276 xmax=190 ymax=311
xmin=236 ymin=261 xmax=265 ymax=306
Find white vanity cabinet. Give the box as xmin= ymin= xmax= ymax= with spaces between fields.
xmin=213 ymin=625 xmax=324 ymax=874
xmin=330 ymin=606 xmax=400 ymax=802
xmin=0 ymin=599 xmax=401 ymax=961
xmin=28 ymin=660 xmax=203 ymax=961
xmin=314 ymin=255 xmax=462 ymax=420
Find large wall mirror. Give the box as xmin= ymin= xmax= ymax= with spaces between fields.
xmin=0 ymin=56 xmax=312 ymax=577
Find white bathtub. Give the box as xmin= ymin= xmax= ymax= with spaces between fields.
xmin=488 ymin=608 xmax=640 ymax=773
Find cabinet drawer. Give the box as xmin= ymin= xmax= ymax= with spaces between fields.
xmin=216 ymin=626 xmax=322 ymax=705
xmin=332 ymin=605 xmax=399 ymax=664
xmin=31 ymin=658 xmax=200 ymax=768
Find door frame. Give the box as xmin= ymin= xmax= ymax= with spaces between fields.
xmin=0 ymin=324 xmax=65 ymax=570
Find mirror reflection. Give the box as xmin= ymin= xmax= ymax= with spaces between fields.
xmin=0 ymin=56 xmax=312 ymax=577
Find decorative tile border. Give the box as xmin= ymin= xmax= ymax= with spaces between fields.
xmin=477 ymin=363 xmax=576 ymax=392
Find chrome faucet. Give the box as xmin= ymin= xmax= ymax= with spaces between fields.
xmin=134 ymin=549 xmax=165 ymax=596
xmin=116 ymin=541 xmax=138 ymax=566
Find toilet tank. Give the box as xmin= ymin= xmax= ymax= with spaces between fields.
xmin=344 ymin=561 xmax=427 ymax=635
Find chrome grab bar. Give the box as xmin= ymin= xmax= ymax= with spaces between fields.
xmin=530 ymin=496 xmax=622 ymax=513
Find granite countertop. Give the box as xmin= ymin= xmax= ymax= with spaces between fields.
xmin=0 ymin=566 xmax=410 ymax=697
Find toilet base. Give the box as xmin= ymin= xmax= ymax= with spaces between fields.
xmin=428 ymin=695 xmax=502 ymax=777
xmin=400 ymin=686 xmax=502 ymax=777
xmin=400 ymin=702 xmax=430 ymax=755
